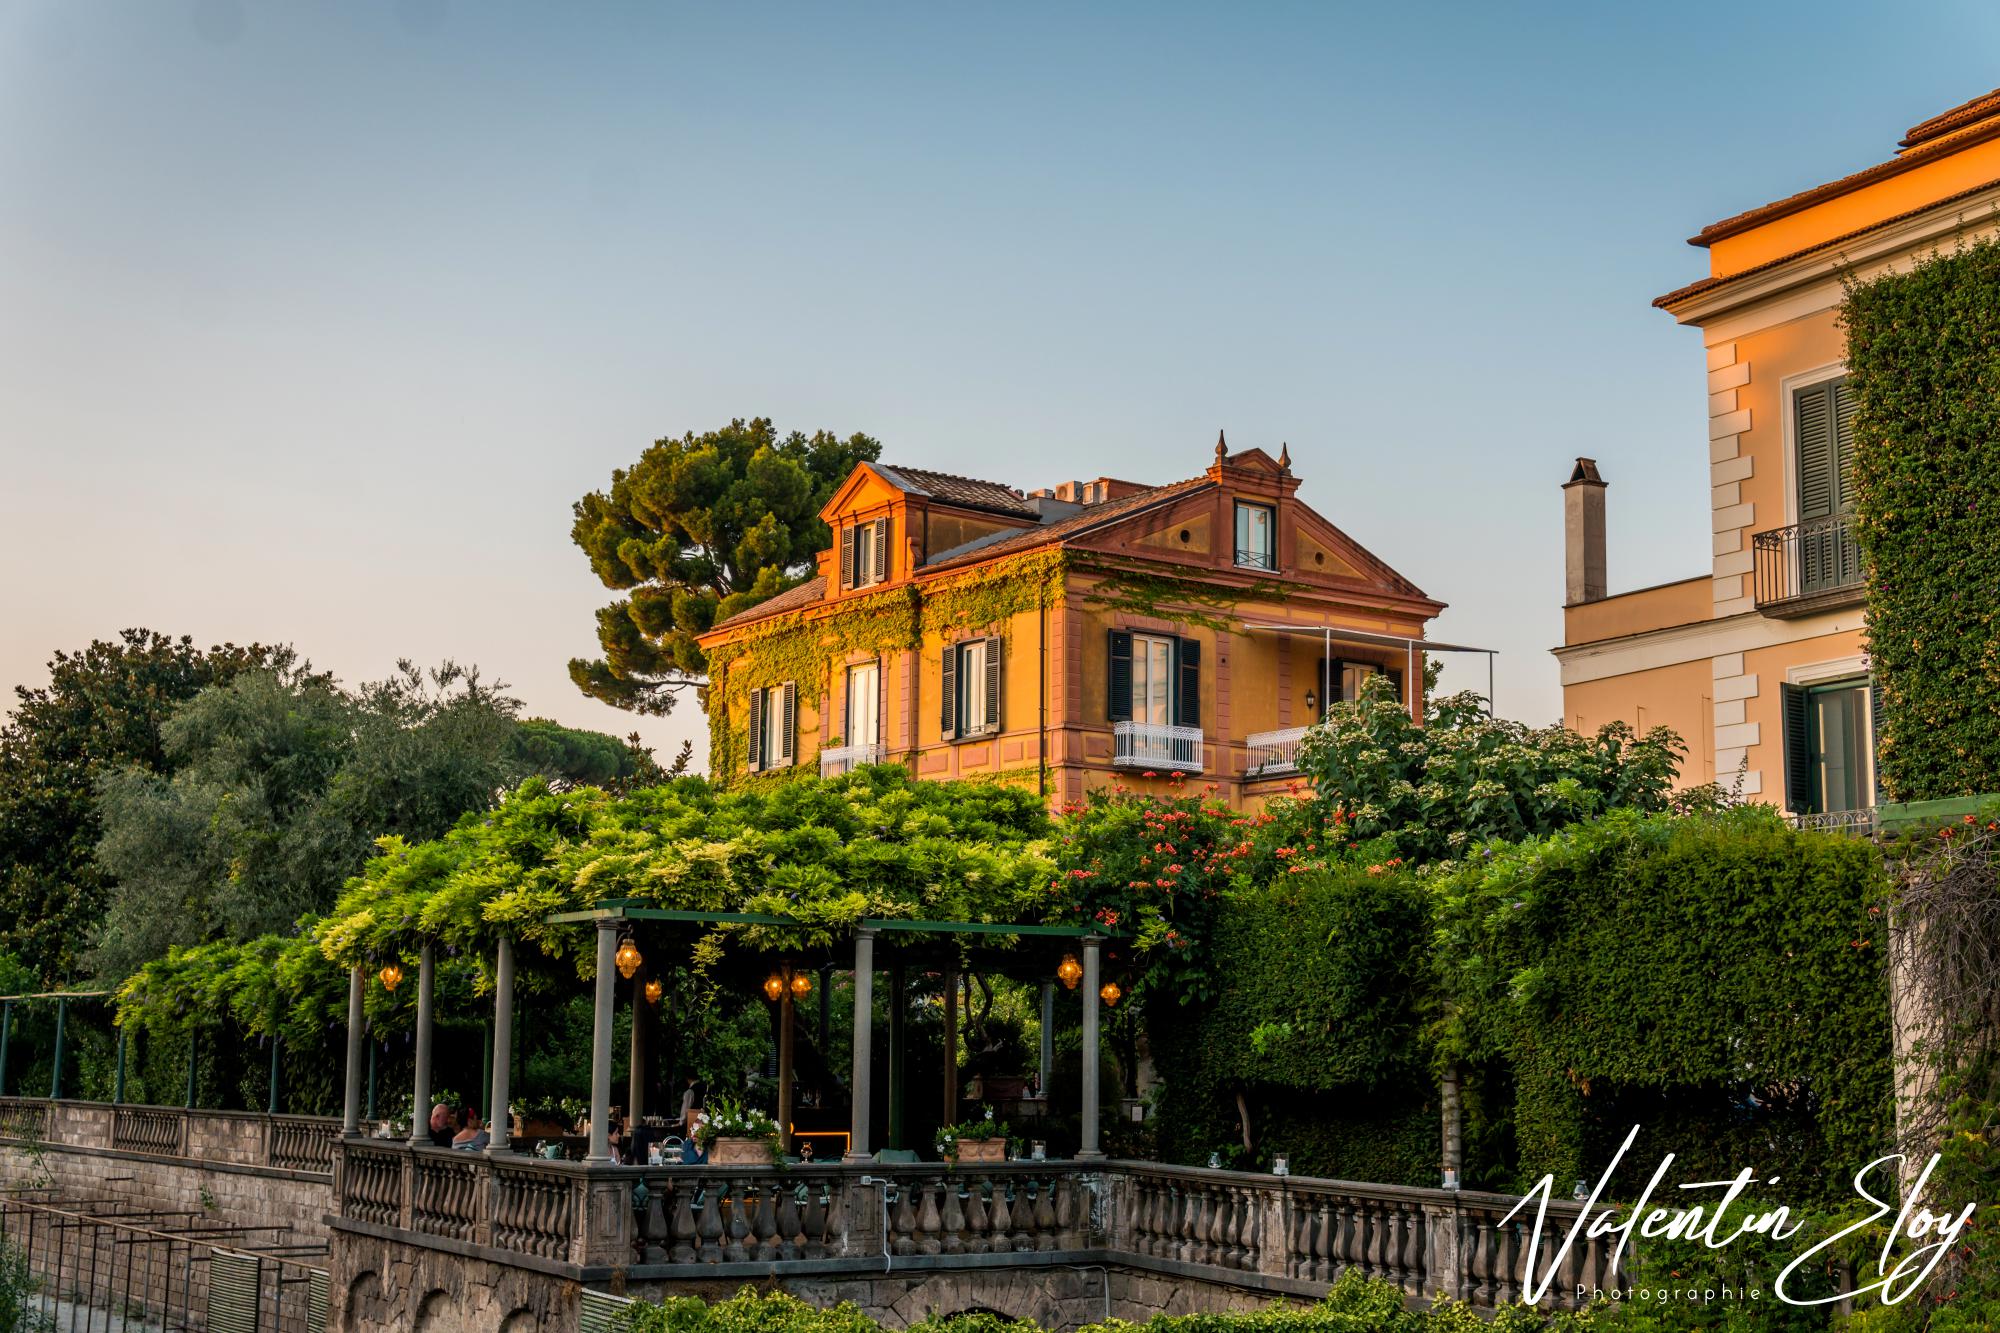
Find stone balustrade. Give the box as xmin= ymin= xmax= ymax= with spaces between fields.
xmin=328 ymin=1141 xmax=1624 ymax=1307
xmin=0 ymin=1095 xmax=339 ymax=1179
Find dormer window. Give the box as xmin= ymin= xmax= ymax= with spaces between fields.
xmin=842 ymin=517 xmax=892 ymax=589
xmin=1234 ymin=502 xmax=1275 ymax=571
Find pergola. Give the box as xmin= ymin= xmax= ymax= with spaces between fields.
xmin=338 ymin=907 xmax=1115 ymax=1164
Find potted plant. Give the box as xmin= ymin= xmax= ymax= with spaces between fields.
xmin=694 ymin=1098 xmax=783 ymax=1165
xmin=936 ymin=1108 xmax=1010 ymax=1164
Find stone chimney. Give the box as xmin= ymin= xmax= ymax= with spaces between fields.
xmin=1563 ymin=457 xmax=1607 ymax=605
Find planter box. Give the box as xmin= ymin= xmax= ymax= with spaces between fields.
xmin=951 ymin=1138 xmax=1008 ymax=1164
xmin=708 ymin=1135 xmax=773 ymax=1166
xmin=514 ymin=1115 xmax=569 ymax=1140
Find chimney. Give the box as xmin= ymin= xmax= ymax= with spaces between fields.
xmin=1563 ymin=457 xmax=1607 ymax=604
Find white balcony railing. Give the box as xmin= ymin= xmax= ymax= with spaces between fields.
xmin=819 ymin=743 xmax=882 ymax=777
xmin=1112 ymin=721 xmax=1204 ymax=774
xmin=1245 ymin=726 xmax=1310 ymax=777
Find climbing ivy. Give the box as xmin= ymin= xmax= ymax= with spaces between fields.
xmin=1843 ymin=240 xmax=2000 ymax=799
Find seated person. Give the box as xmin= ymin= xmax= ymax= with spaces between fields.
xmin=452 ymin=1108 xmax=488 ymax=1151
xmin=426 ymin=1102 xmax=455 ymax=1149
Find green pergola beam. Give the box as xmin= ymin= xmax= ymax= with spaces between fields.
xmin=542 ymin=904 xmax=1118 ymax=938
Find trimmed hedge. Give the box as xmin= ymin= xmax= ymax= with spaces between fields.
xmin=1845 ymin=240 xmax=2000 ymax=799
xmin=1432 ymin=808 xmax=1893 ymax=1198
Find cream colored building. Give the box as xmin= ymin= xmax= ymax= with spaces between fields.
xmin=1558 ymin=88 xmax=2000 ymax=820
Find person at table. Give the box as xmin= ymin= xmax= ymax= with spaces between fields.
xmin=427 ymin=1102 xmax=455 ymax=1149
xmin=679 ymin=1075 xmax=705 ymax=1135
xmin=453 ymin=1108 xmax=488 ymax=1151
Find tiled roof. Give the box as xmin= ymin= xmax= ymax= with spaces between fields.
xmin=1689 ymin=96 xmax=2000 ymax=249
xmin=875 ymin=465 xmax=1037 ymax=517
xmin=921 ymin=475 xmax=1212 ymax=572
xmin=709 ymin=576 xmax=827 ymax=630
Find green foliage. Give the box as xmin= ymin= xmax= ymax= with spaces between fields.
xmin=1844 ymin=241 xmax=2000 ymax=799
xmin=616 ymin=1280 xmax=1601 ymax=1333
xmin=0 ymin=630 xmax=294 ymax=983
xmin=570 ymin=417 xmax=882 ymax=715
xmin=0 ymin=1234 xmax=51 ymax=1333
xmin=90 ymin=661 xmax=647 ymax=982
xmin=1296 ymin=679 xmax=1687 ymax=864
xmin=1432 ymin=807 xmax=1892 ymax=1198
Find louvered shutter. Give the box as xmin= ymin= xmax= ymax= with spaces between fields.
xmin=1326 ymin=658 xmax=1346 ymax=706
xmin=745 ymin=688 xmax=765 ymax=773
xmin=1781 ymin=683 xmax=1812 ymax=814
xmin=205 ymin=1252 xmax=261 ymax=1333
xmin=873 ymin=518 xmax=891 ymax=584
xmin=841 ymin=525 xmax=856 ymax=590
xmin=1832 ymin=380 xmax=1858 ymax=512
xmin=1796 ymin=384 xmax=1836 ymax=521
xmin=1107 ymin=631 xmax=1133 ymax=722
xmin=1387 ymin=668 xmax=1406 ymax=709
xmin=777 ymin=682 xmax=796 ymax=766
xmin=940 ymin=645 xmax=958 ymax=740
xmin=982 ymin=637 xmax=1002 ymax=734
xmin=1174 ymin=638 xmax=1201 ymax=727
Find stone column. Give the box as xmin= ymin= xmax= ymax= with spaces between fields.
xmin=942 ymin=965 xmax=959 ymax=1120
xmin=113 ymin=1029 xmax=128 ymax=1107
xmin=48 ymin=998 xmax=66 ymax=1100
xmin=844 ymin=928 xmax=875 ymax=1163
xmin=778 ymin=989 xmax=795 ymax=1155
xmin=406 ymin=944 xmax=435 ymax=1147
xmin=585 ymin=920 xmax=617 ymax=1163
xmin=488 ymin=936 xmax=514 ymax=1155
xmin=1078 ymin=935 xmax=1104 ymax=1161
xmin=1441 ymin=1064 xmax=1464 ymax=1187
xmin=342 ymin=966 xmax=364 ymax=1135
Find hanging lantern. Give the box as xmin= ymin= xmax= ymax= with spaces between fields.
xmin=615 ymin=935 xmax=642 ymax=981
xmin=378 ymin=964 xmax=403 ymax=993
xmin=1099 ymin=980 xmax=1123 ymax=1007
xmin=763 ymin=972 xmax=786 ymax=1003
xmin=789 ymin=971 xmax=813 ymax=999
xmin=644 ymin=979 xmax=664 ymax=1005
xmin=1056 ymin=954 xmax=1083 ymax=989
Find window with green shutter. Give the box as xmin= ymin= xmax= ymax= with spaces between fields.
xmin=1781 ymin=676 xmax=1876 ymax=816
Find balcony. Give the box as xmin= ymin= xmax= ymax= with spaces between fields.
xmin=1752 ymin=514 xmax=1865 ymax=618
xmin=1245 ymin=726 xmax=1310 ymax=777
xmin=1112 ymin=721 xmax=1203 ymax=774
xmin=819 ymin=743 xmax=882 ymax=777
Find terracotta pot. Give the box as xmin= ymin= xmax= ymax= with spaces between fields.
xmin=708 ymin=1135 xmax=772 ymax=1166
xmin=952 ymin=1137 xmax=1007 ymax=1163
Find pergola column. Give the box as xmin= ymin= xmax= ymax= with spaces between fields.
xmin=342 ymin=966 xmax=364 ymax=1135
xmin=1038 ymin=981 xmax=1054 ymax=1096
xmin=777 ymin=987 xmax=795 ymax=1155
xmin=843 ymin=927 xmax=875 ymax=1163
xmin=488 ymin=936 xmax=514 ymax=1154
xmin=406 ymin=944 xmax=436 ymax=1147
xmin=585 ymin=919 xmax=617 ymax=1163
xmin=48 ymin=998 xmax=66 ymax=1100
xmin=627 ymin=960 xmax=646 ymax=1128
xmin=1077 ymin=934 xmax=1104 ymax=1161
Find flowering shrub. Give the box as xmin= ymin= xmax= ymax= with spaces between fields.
xmin=935 ymin=1107 xmax=1009 ymax=1162
xmin=1296 ymin=677 xmax=1686 ymax=864
xmin=693 ymin=1097 xmax=783 ymax=1160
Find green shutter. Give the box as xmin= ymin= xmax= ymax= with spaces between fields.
xmin=1869 ymin=675 xmax=1885 ymax=804
xmin=778 ymin=682 xmax=797 ymax=766
xmin=1832 ymin=379 xmax=1859 ymax=513
xmin=1174 ymin=638 xmax=1201 ymax=728
xmin=1107 ymin=632 xmax=1133 ymax=722
xmin=841 ymin=525 xmax=856 ymax=589
xmin=1781 ymin=683 xmax=1812 ymax=814
xmin=745 ymin=688 xmax=764 ymax=773
xmin=874 ymin=518 xmax=891 ymax=583
xmin=1796 ymin=384 xmax=1836 ymax=521
xmin=983 ymin=638 xmax=1002 ymax=734
xmin=940 ymin=645 xmax=958 ymax=740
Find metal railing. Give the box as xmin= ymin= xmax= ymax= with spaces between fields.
xmin=818 ymin=743 xmax=882 ymax=777
xmin=1112 ymin=722 xmax=1204 ymax=774
xmin=0 ymin=1191 xmax=329 ymax=1332
xmin=1794 ymin=806 xmax=1879 ymax=836
xmin=1245 ymin=726 xmax=1310 ymax=777
xmin=1752 ymin=514 xmax=1865 ymax=615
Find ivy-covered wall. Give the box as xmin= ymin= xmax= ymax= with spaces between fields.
xmin=1845 ymin=240 xmax=2000 ymax=799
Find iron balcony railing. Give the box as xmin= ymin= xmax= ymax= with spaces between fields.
xmin=1245 ymin=726 xmax=1310 ymax=777
xmin=1112 ymin=721 xmax=1204 ymax=773
xmin=1233 ymin=547 xmax=1276 ymax=571
xmin=1752 ymin=514 xmax=1865 ymax=616
xmin=818 ymin=743 xmax=881 ymax=777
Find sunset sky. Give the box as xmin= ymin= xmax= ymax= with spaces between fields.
xmin=6 ymin=1 xmax=1998 ymax=763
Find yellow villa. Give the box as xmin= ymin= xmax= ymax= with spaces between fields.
xmin=696 ymin=437 xmax=1445 ymax=808
xmin=1558 ymin=87 xmax=2000 ymax=823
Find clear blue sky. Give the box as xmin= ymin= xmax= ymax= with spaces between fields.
xmin=4 ymin=1 xmax=1997 ymax=765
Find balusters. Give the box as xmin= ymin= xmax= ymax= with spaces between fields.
xmin=940 ymin=1177 xmax=967 ymax=1255
xmin=696 ymin=1178 xmax=724 ymax=1262
xmin=891 ymin=1177 xmax=919 ymax=1256
xmin=670 ymin=1179 xmax=699 ymax=1263
xmin=801 ymin=1181 xmax=829 ymax=1259
xmin=915 ymin=1176 xmax=943 ymax=1255
xmin=1032 ymin=1175 xmax=1059 ymax=1251
xmin=963 ymin=1178 xmax=991 ymax=1254
xmin=775 ymin=1184 xmax=802 ymax=1261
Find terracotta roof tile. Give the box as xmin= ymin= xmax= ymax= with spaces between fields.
xmin=876 ymin=465 xmax=1037 ymax=516
xmin=920 ymin=476 xmax=1211 ymax=572
xmin=709 ymin=576 xmax=827 ymax=631
xmin=1903 ymin=87 xmax=2000 ymax=149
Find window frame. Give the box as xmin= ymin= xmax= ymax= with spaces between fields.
xmin=1233 ymin=501 xmax=1277 ymax=571
xmin=845 ymin=660 xmax=880 ymax=748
